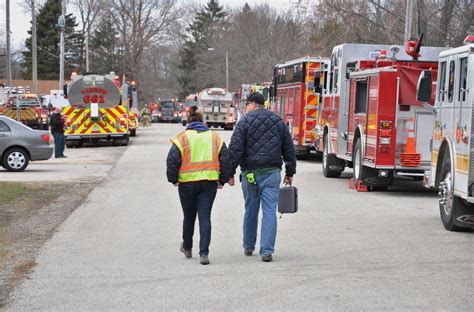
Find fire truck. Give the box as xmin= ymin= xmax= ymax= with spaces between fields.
xmin=197 ymin=88 xmax=235 ymax=130
xmin=0 ymin=94 xmax=49 ymax=130
xmin=271 ymin=57 xmax=329 ymax=159
xmin=63 ymin=73 xmax=130 ymax=147
xmin=417 ymin=34 xmax=474 ymax=231
xmin=319 ymin=40 xmax=447 ymax=189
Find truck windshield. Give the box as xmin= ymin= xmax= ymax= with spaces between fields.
xmin=161 ymin=102 xmax=175 ymax=109
xmin=11 ymin=98 xmax=40 ymax=107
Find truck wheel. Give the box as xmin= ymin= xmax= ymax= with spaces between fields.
xmin=66 ymin=140 xmax=83 ymax=148
xmin=322 ymin=134 xmax=344 ymax=178
xmin=130 ymin=129 xmax=136 ymax=137
xmin=438 ymin=156 xmax=473 ymax=231
xmin=182 ymin=120 xmax=187 ymax=126
xmin=224 ymin=124 xmax=234 ymax=131
xmin=352 ymin=139 xmax=378 ymax=188
xmin=296 ymin=147 xmax=310 ymax=160
xmin=2 ymin=147 xmax=30 ymax=172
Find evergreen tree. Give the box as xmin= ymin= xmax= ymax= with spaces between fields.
xmin=177 ymin=0 xmax=228 ymax=97
xmin=22 ymin=0 xmax=81 ymax=80
xmin=89 ymin=13 xmax=121 ymax=75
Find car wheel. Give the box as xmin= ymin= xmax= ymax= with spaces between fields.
xmin=2 ymin=148 xmax=30 ymax=172
xmin=322 ymin=134 xmax=344 ymax=178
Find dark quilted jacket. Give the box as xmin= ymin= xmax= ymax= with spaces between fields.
xmin=227 ymin=108 xmax=296 ymax=176
xmin=166 ymin=135 xmax=232 ymax=185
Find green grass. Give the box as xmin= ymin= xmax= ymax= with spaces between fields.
xmin=0 ymin=182 xmax=28 ymax=205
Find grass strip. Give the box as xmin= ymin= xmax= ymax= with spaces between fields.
xmin=0 ymin=182 xmax=28 ymax=206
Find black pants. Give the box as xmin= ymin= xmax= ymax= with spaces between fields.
xmin=178 ymin=181 xmax=218 ymax=256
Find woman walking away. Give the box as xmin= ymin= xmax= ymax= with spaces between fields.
xmin=166 ymin=106 xmax=232 ymax=265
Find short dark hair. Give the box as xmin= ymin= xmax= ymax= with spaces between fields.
xmin=187 ymin=105 xmax=203 ymax=123
xmin=246 ymin=92 xmax=265 ymax=105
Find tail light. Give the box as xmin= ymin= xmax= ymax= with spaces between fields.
xmin=379 ymin=120 xmax=392 ymax=149
xmin=41 ymin=134 xmax=50 ymax=143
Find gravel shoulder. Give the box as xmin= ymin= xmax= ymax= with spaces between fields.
xmin=0 ymin=141 xmax=127 ymax=308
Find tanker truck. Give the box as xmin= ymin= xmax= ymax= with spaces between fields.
xmin=63 ymin=73 xmax=130 ymax=147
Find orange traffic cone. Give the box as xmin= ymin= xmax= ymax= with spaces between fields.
xmin=400 ymin=117 xmax=421 ymax=167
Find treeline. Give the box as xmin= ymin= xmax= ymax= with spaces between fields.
xmin=8 ymin=0 xmax=474 ymax=104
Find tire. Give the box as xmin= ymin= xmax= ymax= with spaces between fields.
xmin=182 ymin=120 xmax=187 ymax=126
xmin=322 ymin=134 xmax=344 ymax=178
xmin=66 ymin=140 xmax=83 ymax=148
xmin=130 ymin=129 xmax=136 ymax=137
xmin=296 ymin=147 xmax=310 ymax=160
xmin=352 ymin=139 xmax=383 ymax=189
xmin=2 ymin=147 xmax=30 ymax=172
xmin=438 ymin=156 xmax=472 ymax=231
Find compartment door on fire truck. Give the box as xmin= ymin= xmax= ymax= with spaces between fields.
xmin=454 ymin=53 xmax=470 ymax=192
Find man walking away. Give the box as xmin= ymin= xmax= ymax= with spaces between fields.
xmin=227 ymin=92 xmax=296 ymax=262
xmin=167 ymin=106 xmax=232 ymax=265
xmin=50 ymin=107 xmax=66 ymax=158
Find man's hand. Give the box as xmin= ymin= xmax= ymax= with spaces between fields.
xmin=228 ymin=177 xmax=235 ymax=186
xmin=283 ymin=176 xmax=293 ymax=185
xmin=174 ymin=183 xmax=180 ymax=187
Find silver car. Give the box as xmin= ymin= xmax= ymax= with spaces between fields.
xmin=0 ymin=116 xmax=53 ymax=172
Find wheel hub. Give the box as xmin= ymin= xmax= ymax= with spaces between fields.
xmin=7 ymin=152 xmax=25 ymax=169
xmin=439 ymin=172 xmax=453 ymax=216
xmin=354 ymin=148 xmax=361 ymax=179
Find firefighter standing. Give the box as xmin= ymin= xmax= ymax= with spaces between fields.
xmin=166 ymin=106 xmax=232 ymax=265
xmin=140 ymin=104 xmax=151 ymax=127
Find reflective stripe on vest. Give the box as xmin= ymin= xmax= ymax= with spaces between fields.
xmin=171 ymin=130 xmax=223 ymax=182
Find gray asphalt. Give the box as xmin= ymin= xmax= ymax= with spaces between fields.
xmin=6 ymin=123 xmax=473 ymax=311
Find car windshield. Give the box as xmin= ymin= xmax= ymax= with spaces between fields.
xmin=161 ymin=102 xmax=174 ymax=109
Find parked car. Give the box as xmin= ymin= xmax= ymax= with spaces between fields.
xmin=0 ymin=116 xmax=53 ymax=172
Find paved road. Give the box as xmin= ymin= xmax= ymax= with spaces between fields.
xmin=6 ymin=124 xmax=473 ymax=310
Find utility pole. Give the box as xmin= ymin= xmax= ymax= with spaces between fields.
xmin=6 ymin=0 xmax=12 ymax=87
xmin=59 ymin=0 xmax=66 ymax=90
xmin=32 ymin=0 xmax=38 ymax=93
xmin=225 ymin=50 xmax=229 ymax=91
xmin=404 ymin=0 xmax=414 ymax=42
xmin=85 ymin=29 xmax=90 ymax=72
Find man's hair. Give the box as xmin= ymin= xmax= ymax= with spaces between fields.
xmin=187 ymin=105 xmax=203 ymax=123
xmin=247 ymin=92 xmax=265 ymax=106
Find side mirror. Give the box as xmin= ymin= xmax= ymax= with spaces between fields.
xmin=63 ymin=84 xmax=68 ymax=98
xmin=417 ymin=70 xmax=432 ymax=102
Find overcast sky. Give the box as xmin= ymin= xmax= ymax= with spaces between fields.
xmin=1 ymin=0 xmax=293 ymax=49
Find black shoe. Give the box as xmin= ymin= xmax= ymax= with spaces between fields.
xmin=58 ymin=155 xmax=67 ymax=158
xmin=261 ymin=255 xmax=273 ymax=262
xmin=180 ymin=243 xmax=192 ymax=258
xmin=244 ymin=249 xmax=254 ymax=256
xmin=200 ymin=255 xmax=210 ymax=265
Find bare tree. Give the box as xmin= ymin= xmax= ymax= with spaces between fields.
xmin=109 ymin=0 xmax=180 ymax=96
xmin=71 ymin=0 xmax=105 ymax=71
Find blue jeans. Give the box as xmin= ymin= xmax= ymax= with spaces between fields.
xmin=178 ymin=181 xmax=218 ymax=256
xmin=242 ymin=171 xmax=281 ymax=256
xmin=52 ymin=132 xmax=65 ymax=157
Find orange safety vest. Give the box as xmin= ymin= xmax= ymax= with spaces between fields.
xmin=171 ymin=130 xmax=223 ymax=182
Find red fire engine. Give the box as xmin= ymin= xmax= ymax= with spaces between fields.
xmin=271 ymin=57 xmax=329 ymax=159
xmin=319 ymin=40 xmax=448 ymax=190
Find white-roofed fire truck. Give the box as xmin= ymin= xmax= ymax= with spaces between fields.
xmin=319 ymin=37 xmax=448 ymax=191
